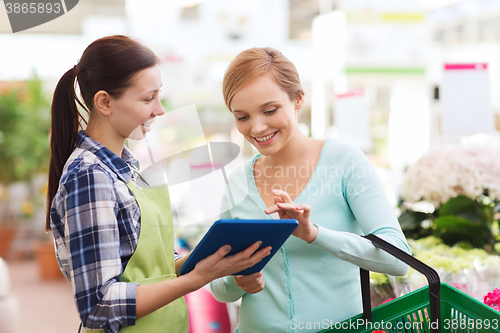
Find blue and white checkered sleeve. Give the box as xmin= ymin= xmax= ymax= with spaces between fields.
xmin=62 ymin=167 xmax=138 ymax=333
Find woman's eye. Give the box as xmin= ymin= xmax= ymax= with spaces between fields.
xmin=236 ymin=115 xmax=249 ymax=121
xmin=264 ymin=108 xmax=277 ymax=115
xmin=145 ymin=96 xmax=154 ymax=102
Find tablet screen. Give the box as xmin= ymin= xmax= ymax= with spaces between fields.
xmin=179 ymin=219 xmax=298 ymax=276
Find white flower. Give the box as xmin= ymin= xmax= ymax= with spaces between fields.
xmin=401 ymin=144 xmax=500 ymax=207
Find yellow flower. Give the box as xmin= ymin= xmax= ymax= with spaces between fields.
xmin=370 ymin=272 xmax=389 ymax=285
xmin=40 ymin=184 xmax=48 ymax=196
xmin=22 ymin=201 xmax=34 ymax=216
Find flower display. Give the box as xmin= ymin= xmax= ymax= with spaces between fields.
xmin=370 ymin=237 xmax=499 ymax=301
xmin=370 ymin=272 xmax=389 ymax=286
xmin=369 ymin=271 xmax=397 ymax=307
xmin=408 ymin=237 xmax=489 ymax=275
xmin=400 ymin=144 xmax=500 ymax=207
xmin=399 ymin=144 xmax=500 ymax=251
xmin=483 ymin=288 xmax=500 ymax=311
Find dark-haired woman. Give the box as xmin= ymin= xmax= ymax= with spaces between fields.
xmin=47 ymin=35 xmax=271 ymax=333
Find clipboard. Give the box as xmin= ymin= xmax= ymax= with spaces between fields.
xmin=179 ymin=219 xmax=299 ymax=276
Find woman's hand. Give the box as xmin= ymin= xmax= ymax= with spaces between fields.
xmin=137 ymin=243 xmax=270 ymax=318
xmin=189 ymin=241 xmax=271 ymax=288
xmin=264 ymin=189 xmax=318 ymax=243
xmin=234 ymin=271 xmax=265 ymax=294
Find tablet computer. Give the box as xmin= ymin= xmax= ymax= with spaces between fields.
xmin=179 ymin=219 xmax=298 ymax=276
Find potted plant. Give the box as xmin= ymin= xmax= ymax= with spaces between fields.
xmin=399 ymin=144 xmax=500 ymax=254
xmin=0 ymin=73 xmax=52 ymax=265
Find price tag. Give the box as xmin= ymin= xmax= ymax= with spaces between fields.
xmin=441 ymin=63 xmax=494 ymax=136
xmin=334 ymin=91 xmax=373 ymax=151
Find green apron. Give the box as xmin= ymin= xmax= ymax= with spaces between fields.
xmin=84 ymin=181 xmax=189 ymax=333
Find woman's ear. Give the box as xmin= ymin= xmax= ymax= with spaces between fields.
xmin=295 ymin=94 xmax=304 ymax=110
xmin=94 ymin=90 xmax=112 ymax=116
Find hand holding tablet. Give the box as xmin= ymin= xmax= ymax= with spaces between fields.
xmin=179 ymin=219 xmax=299 ymax=276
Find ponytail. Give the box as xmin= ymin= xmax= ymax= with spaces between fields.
xmin=46 ymin=66 xmax=87 ymax=231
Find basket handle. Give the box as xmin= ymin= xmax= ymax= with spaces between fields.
xmin=360 ymin=234 xmax=441 ymax=333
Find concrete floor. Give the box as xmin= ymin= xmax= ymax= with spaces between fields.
xmin=7 ymin=259 xmax=81 ymax=333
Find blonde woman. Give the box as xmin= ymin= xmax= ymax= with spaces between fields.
xmin=210 ymin=47 xmax=410 ymax=332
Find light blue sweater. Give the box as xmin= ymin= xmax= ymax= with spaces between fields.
xmin=210 ymin=138 xmax=410 ymax=333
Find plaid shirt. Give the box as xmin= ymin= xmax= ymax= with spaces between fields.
xmin=51 ymin=131 xmax=179 ymax=333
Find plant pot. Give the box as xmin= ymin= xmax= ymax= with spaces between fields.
xmin=0 ymin=225 xmax=17 ymax=259
xmin=34 ymin=241 xmax=63 ymax=280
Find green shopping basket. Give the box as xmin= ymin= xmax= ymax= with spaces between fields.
xmin=318 ymin=234 xmax=500 ymax=333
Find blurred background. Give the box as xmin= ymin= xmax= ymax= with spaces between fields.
xmin=1 ymin=0 xmax=500 ymax=332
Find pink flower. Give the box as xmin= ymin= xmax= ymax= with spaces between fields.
xmin=483 ymin=288 xmax=500 ymax=311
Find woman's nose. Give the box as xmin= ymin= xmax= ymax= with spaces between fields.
xmin=251 ymin=118 xmax=268 ymax=134
xmin=154 ymin=101 xmax=166 ymax=116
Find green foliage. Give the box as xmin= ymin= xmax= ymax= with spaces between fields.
xmin=434 ymin=195 xmax=497 ymax=251
xmin=400 ymin=195 xmax=499 ymax=254
xmin=398 ymin=209 xmax=434 ymax=239
xmin=439 ymin=195 xmax=486 ymax=220
xmin=434 ymin=215 xmax=486 ymax=248
xmin=370 ymin=272 xmax=389 ymax=285
xmin=0 ymin=73 xmax=51 ymax=184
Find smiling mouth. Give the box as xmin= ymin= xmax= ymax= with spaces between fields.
xmin=142 ymin=121 xmax=154 ymax=132
xmin=254 ymin=131 xmax=278 ymax=143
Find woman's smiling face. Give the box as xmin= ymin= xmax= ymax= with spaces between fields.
xmin=230 ymin=74 xmax=303 ymax=156
xmin=108 ymin=65 xmax=165 ymax=140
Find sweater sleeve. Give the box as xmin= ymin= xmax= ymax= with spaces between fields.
xmin=210 ymin=276 xmax=247 ymax=303
xmin=310 ymin=145 xmax=411 ymax=276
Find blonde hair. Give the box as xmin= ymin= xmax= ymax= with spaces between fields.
xmin=222 ymin=47 xmax=304 ymax=110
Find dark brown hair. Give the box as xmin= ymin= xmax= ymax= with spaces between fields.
xmin=222 ymin=47 xmax=304 ymax=110
xmin=46 ymin=35 xmax=160 ymax=231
